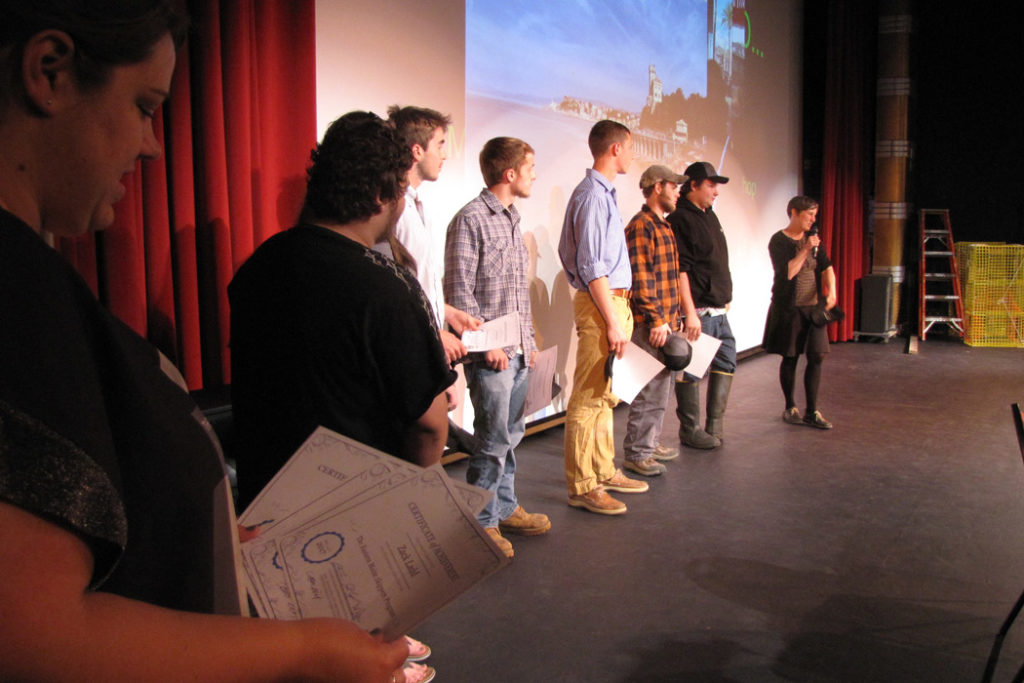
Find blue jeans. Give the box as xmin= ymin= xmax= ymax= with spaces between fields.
xmin=465 ymin=353 xmax=529 ymax=528
xmin=682 ymin=313 xmax=737 ymax=381
xmin=623 ymin=324 xmax=674 ymax=462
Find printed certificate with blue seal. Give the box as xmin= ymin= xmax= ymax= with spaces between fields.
xmin=237 ymin=426 xmax=507 ymax=639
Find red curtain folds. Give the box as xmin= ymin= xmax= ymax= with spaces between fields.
xmin=58 ymin=0 xmax=317 ymax=390
xmin=819 ymin=1 xmax=874 ymax=342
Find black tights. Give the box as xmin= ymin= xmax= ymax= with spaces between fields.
xmin=779 ymin=353 xmax=825 ymax=413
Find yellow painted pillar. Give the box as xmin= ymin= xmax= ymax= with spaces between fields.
xmin=872 ymin=2 xmax=912 ymax=329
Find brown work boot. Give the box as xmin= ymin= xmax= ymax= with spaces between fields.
xmin=498 ymin=505 xmax=552 ymax=536
xmin=599 ymin=468 xmax=649 ymax=493
xmin=485 ymin=527 xmax=514 ymax=558
xmin=568 ymin=487 xmax=627 ymax=515
xmin=652 ymin=443 xmax=680 ymax=461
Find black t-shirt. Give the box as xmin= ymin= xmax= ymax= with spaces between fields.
xmin=668 ymin=199 xmax=733 ymax=307
xmin=229 ymin=224 xmax=456 ymax=507
xmin=0 ymin=209 xmax=232 ymax=613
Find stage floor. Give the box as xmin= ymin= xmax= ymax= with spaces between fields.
xmin=415 ymin=339 xmax=1024 ymax=682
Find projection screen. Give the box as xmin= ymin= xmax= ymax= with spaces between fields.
xmin=316 ymin=0 xmax=802 ymax=422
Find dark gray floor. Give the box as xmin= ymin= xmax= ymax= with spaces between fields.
xmin=414 ymin=340 xmax=1024 ymax=682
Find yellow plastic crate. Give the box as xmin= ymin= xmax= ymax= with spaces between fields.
xmin=956 ymin=242 xmax=1024 ymax=283
xmin=962 ymin=280 xmax=1024 ymax=313
xmin=964 ymin=310 xmax=1024 ymax=347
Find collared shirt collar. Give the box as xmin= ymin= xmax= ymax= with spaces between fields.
xmin=640 ymin=203 xmax=670 ymax=226
xmin=585 ymin=167 xmax=616 ymax=194
xmin=479 ymin=187 xmax=508 ymax=213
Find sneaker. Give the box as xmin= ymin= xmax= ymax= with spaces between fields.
xmin=599 ymin=468 xmax=649 ymax=493
xmin=403 ymin=662 xmax=436 ymax=683
xmin=623 ymin=456 xmax=667 ymax=477
xmin=568 ymin=487 xmax=627 ymax=515
xmin=803 ymin=410 xmax=833 ymax=430
xmin=499 ymin=505 xmax=551 ymax=536
xmin=405 ymin=635 xmax=431 ymax=663
xmin=485 ymin=526 xmax=514 ymax=558
xmin=652 ymin=443 xmax=680 ymax=461
xmin=782 ymin=407 xmax=803 ymax=425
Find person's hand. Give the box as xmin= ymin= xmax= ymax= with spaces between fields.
xmin=528 ymin=350 xmax=538 ymax=368
xmin=446 ymin=307 xmax=482 ymax=335
xmin=825 ymin=292 xmax=838 ymax=310
xmin=302 ymin=620 xmax=409 ymax=682
xmin=444 ymin=385 xmax=459 ymax=411
xmin=606 ymin=323 xmax=629 ymax=359
xmin=439 ymin=329 xmax=466 ymax=364
xmin=237 ymin=524 xmax=261 ymax=543
xmin=648 ymin=323 xmax=670 ymax=349
xmin=683 ymin=315 xmax=702 ymax=342
xmin=805 ymin=234 xmax=821 ymax=252
xmin=484 ymin=349 xmax=508 ymax=371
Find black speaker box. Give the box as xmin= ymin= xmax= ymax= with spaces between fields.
xmin=858 ymin=273 xmax=892 ymax=334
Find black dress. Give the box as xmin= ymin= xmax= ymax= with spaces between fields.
xmin=762 ymin=230 xmax=832 ymax=357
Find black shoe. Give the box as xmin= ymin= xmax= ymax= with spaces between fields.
xmin=782 ymin=407 xmax=802 ymax=425
xmin=803 ymin=410 xmax=833 ymax=430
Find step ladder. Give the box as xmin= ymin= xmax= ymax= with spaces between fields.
xmin=918 ymin=208 xmax=964 ymax=340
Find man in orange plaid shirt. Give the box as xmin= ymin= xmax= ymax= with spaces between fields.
xmin=622 ymin=165 xmax=702 ymax=476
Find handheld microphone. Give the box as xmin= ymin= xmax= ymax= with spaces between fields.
xmin=808 ymin=226 xmax=819 ymax=258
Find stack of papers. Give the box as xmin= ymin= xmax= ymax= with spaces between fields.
xmin=238 ymin=427 xmax=510 ymax=639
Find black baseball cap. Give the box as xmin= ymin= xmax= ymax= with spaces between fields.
xmin=684 ymin=161 xmax=729 ymax=184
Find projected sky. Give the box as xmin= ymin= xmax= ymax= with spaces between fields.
xmin=467 ymin=0 xmax=708 ymax=109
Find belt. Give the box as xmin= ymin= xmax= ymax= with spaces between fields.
xmin=610 ymin=288 xmax=630 ymax=299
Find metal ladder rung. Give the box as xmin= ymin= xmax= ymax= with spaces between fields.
xmin=924 ymin=273 xmax=955 ymax=279
xmin=924 ymin=251 xmax=954 ymax=256
xmin=924 ymin=294 xmax=960 ymax=301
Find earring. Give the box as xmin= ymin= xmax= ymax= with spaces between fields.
xmin=46 ymin=100 xmax=53 ymax=106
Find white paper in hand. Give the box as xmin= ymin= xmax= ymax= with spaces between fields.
xmin=681 ymin=332 xmax=723 ymax=378
xmin=461 ymin=312 xmax=520 ymax=352
xmin=610 ymin=341 xmax=666 ymax=403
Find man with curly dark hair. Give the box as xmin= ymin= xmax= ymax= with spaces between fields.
xmin=229 ymin=111 xmax=457 ymax=511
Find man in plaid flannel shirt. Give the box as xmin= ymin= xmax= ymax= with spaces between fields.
xmin=622 ymin=165 xmax=701 ymax=477
xmin=443 ymin=137 xmax=551 ymax=558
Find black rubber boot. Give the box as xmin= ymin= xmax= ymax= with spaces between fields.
xmin=705 ymin=371 xmax=733 ymax=443
xmin=675 ymin=380 xmax=720 ymax=449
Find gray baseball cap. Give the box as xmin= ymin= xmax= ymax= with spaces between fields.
xmin=639 ymin=164 xmax=688 ymax=190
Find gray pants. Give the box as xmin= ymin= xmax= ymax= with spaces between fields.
xmin=623 ymin=324 xmax=674 ymax=462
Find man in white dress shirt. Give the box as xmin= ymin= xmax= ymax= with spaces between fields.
xmin=381 ymin=106 xmax=479 ymax=373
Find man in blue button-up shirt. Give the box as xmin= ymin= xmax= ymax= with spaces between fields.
xmin=557 ymin=120 xmax=649 ymax=516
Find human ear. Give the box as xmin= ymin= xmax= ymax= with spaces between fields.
xmin=410 ymin=143 xmax=425 ymax=162
xmin=21 ymin=30 xmax=77 ymax=115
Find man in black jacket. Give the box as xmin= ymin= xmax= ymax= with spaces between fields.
xmin=666 ymin=161 xmax=736 ymax=449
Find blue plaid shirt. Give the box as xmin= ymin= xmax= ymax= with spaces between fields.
xmin=444 ymin=189 xmax=536 ymax=361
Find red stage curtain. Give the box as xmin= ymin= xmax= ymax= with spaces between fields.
xmin=819 ymin=1 xmax=874 ymax=342
xmin=57 ymin=0 xmax=317 ymax=390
